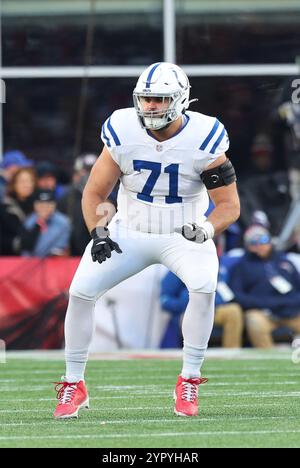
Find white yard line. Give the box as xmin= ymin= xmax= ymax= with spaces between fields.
xmin=0 ymin=406 xmax=170 ymax=413
xmin=0 ymin=415 xmax=298 ymax=427
xmin=0 ymin=398 xmax=290 ymax=406
xmin=0 ymin=368 xmax=176 ymax=374
xmin=5 ymin=348 xmax=292 ymax=361
xmin=1 ymin=412 xmax=299 ymax=422
xmin=92 ymin=382 xmax=298 ymax=389
xmin=0 ymin=372 xmax=298 ymax=380
xmin=203 ymin=392 xmax=300 ymax=397
xmin=0 ymin=378 xmax=298 ymax=385
xmin=0 ymin=381 xmax=296 ymax=390
xmin=203 ymin=382 xmax=298 ymax=386
xmin=0 ymin=389 xmax=300 ymax=397
xmin=1 ymin=381 xmax=298 ymax=392
xmin=1 ymin=429 xmax=300 ymax=441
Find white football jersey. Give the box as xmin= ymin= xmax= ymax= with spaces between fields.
xmin=101 ymin=108 xmax=229 ymax=234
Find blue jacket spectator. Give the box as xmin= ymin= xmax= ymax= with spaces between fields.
xmin=161 ymin=268 xmax=243 ymax=348
xmin=229 ymin=226 xmax=300 ymax=319
xmin=161 ymin=272 xmax=188 ymax=316
xmin=21 ymin=190 xmax=71 ymax=257
xmin=161 ymin=258 xmax=240 ymax=310
xmin=216 ymin=257 xmax=238 ymax=306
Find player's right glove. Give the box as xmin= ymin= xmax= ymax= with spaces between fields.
xmin=90 ymin=227 xmax=122 ymax=264
xmin=175 ymin=221 xmax=215 ymax=244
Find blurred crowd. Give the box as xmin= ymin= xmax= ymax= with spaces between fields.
xmin=0 ymin=150 xmax=117 ymax=258
xmin=160 ymin=224 xmax=300 ymax=350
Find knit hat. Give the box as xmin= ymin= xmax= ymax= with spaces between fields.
xmin=244 ymin=225 xmax=271 ymax=247
xmin=1 ymin=150 xmax=32 ymax=169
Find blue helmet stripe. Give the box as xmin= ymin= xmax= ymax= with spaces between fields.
xmin=101 ymin=122 xmax=111 ymax=147
xmin=199 ymin=119 xmax=220 ymax=151
xmin=107 ymin=118 xmax=121 ymax=146
xmin=211 ymin=127 xmax=226 ymax=154
xmin=145 ymin=63 xmax=161 ymax=89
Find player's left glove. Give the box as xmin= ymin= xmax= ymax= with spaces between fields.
xmin=91 ymin=227 xmax=122 ymax=264
xmin=175 ymin=222 xmax=214 ymax=244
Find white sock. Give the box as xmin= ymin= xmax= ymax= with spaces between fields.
xmin=181 ymin=342 xmax=207 ymax=379
xmin=64 ymin=294 xmax=96 ymax=382
xmin=181 ymin=291 xmax=215 ymax=379
xmin=64 ymin=350 xmax=89 ymax=383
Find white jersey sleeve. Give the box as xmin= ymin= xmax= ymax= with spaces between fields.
xmin=100 ymin=111 xmax=123 ymax=166
xmin=198 ymin=116 xmax=230 ymax=165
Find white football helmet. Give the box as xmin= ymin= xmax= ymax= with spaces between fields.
xmin=133 ymin=62 xmax=191 ymax=131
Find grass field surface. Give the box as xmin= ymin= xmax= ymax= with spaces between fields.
xmin=0 ymin=349 xmax=299 ymax=448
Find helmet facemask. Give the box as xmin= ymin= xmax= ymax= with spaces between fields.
xmin=133 ymin=92 xmax=184 ymax=130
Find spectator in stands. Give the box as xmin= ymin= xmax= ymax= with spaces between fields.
xmin=0 ymin=150 xmax=33 ymax=201
xmin=20 ymin=189 xmax=71 ymax=257
xmin=249 ymin=134 xmax=274 ymax=176
xmin=72 ymin=154 xmax=98 ymax=186
xmin=229 ymin=225 xmax=300 ymax=348
xmin=36 ymin=161 xmax=65 ymax=200
xmin=0 ymin=167 xmax=37 ymax=255
xmin=58 ymin=154 xmax=118 ymax=256
xmin=160 ymin=271 xmax=243 ymax=348
xmin=238 ymin=170 xmax=291 ymax=236
xmin=57 ymin=154 xmax=97 ymax=256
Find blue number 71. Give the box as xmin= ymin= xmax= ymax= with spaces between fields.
xmin=133 ymin=160 xmax=182 ymax=204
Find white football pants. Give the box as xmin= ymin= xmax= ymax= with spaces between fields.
xmin=70 ymin=220 xmax=219 ymax=300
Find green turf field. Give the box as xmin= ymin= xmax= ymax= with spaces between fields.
xmin=0 ymin=350 xmax=299 ymax=448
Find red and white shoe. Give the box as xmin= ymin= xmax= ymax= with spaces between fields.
xmin=173 ymin=375 xmax=208 ymax=417
xmin=53 ymin=379 xmax=89 ymax=419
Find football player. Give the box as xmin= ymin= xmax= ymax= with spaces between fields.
xmin=54 ymin=62 xmax=240 ymax=419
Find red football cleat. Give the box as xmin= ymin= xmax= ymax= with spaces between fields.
xmin=173 ymin=375 xmax=208 ymax=417
xmin=53 ymin=379 xmax=89 ymax=419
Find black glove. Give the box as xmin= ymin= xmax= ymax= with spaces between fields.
xmin=175 ymin=223 xmax=209 ymax=244
xmin=91 ymin=227 xmax=122 ymax=264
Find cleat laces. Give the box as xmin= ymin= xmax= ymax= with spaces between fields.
xmin=181 ymin=381 xmax=198 ymax=403
xmin=181 ymin=378 xmax=208 ymax=403
xmin=55 ymin=382 xmax=78 ymax=405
